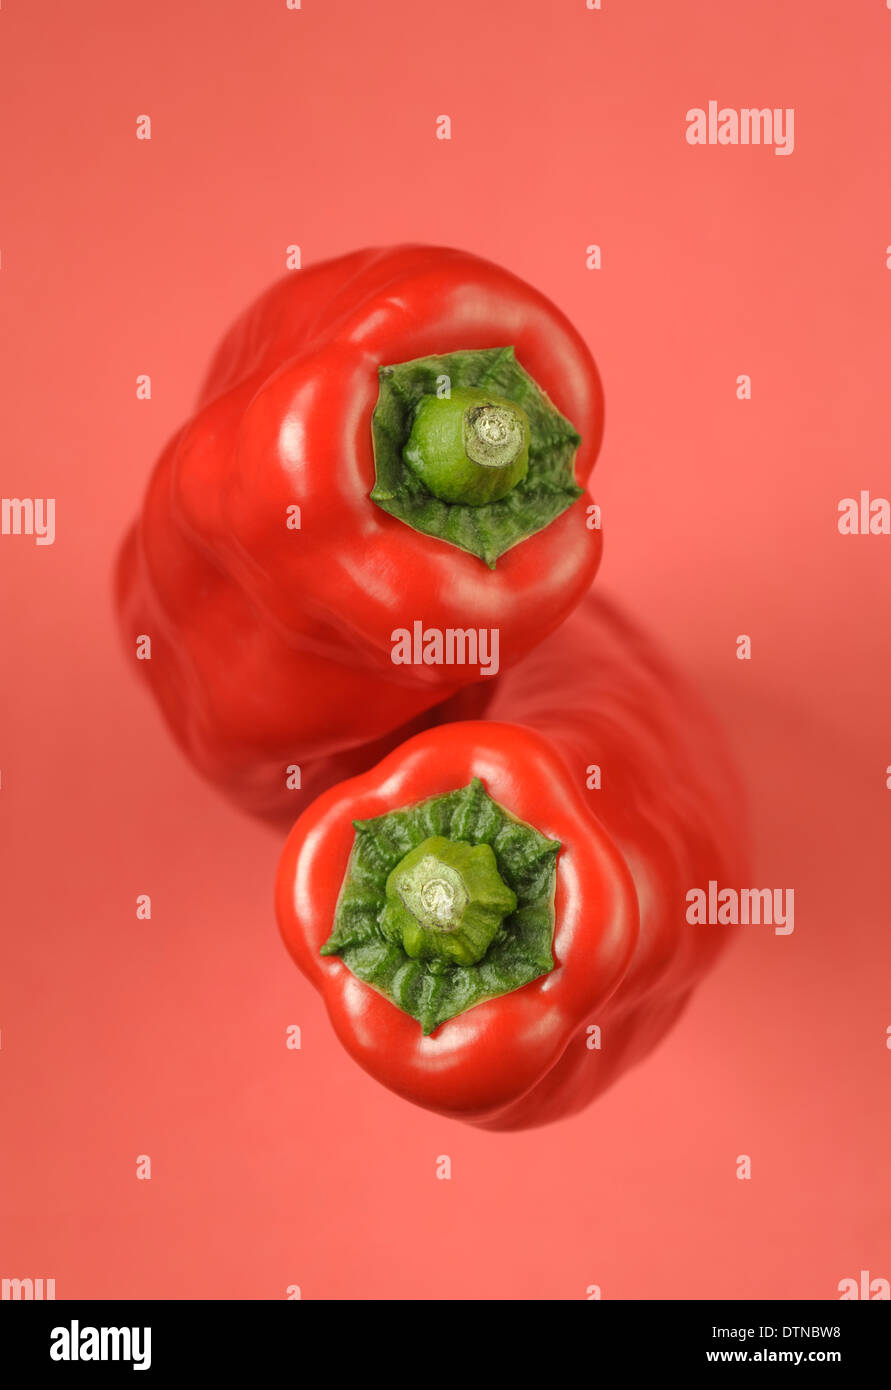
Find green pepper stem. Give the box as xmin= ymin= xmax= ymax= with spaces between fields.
xmin=402 ymin=387 xmax=530 ymax=507
xmin=464 ymin=402 xmax=526 ymax=470
xmin=379 ymin=835 xmax=517 ymax=966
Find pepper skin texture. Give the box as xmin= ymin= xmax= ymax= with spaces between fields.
xmin=275 ymin=593 xmax=748 ymax=1130
xmin=117 ymin=246 xmax=604 ymax=817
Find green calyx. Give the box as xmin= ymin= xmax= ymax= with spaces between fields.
xmin=321 ymin=779 xmax=561 ymax=1034
xmin=370 ymin=347 xmax=583 ymax=568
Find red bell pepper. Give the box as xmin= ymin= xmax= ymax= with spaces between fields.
xmin=117 ymin=246 xmax=604 ymax=816
xmin=276 ymin=593 xmax=747 ymax=1129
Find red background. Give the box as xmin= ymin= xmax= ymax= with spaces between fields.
xmin=1 ymin=0 xmax=889 ymax=1298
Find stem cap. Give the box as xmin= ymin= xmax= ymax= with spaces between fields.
xmin=380 ymin=836 xmax=517 ymax=966
xmin=403 ymin=388 xmax=530 ymax=506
